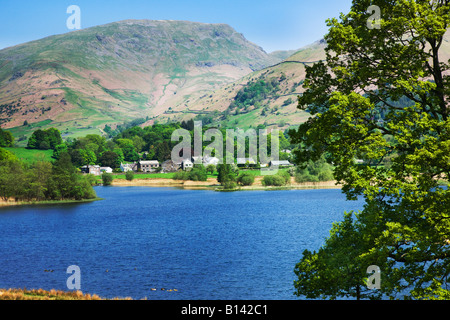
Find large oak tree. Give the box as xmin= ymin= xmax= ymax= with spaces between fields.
xmin=291 ymin=0 xmax=450 ymax=299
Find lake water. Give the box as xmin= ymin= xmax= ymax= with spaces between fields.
xmin=0 ymin=186 xmax=365 ymax=300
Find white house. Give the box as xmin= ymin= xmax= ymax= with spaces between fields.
xmin=202 ymin=156 xmax=220 ymax=166
xmin=100 ymin=167 xmax=113 ymax=174
xmin=269 ymin=160 xmax=293 ymax=167
xmin=182 ymin=159 xmax=193 ymax=171
xmin=81 ymin=165 xmax=101 ymax=176
xmin=120 ymin=163 xmax=138 ymax=172
xmin=139 ymin=160 xmax=160 ymax=173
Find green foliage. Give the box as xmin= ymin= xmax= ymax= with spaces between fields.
xmin=262 ymin=169 xmax=290 ymax=186
xmin=0 ymin=128 xmax=14 ymax=147
xmin=206 ymin=164 xmax=216 ymax=175
xmin=237 ymin=172 xmax=255 ymax=186
xmin=217 ymin=164 xmax=239 ymax=186
xmin=78 ymin=149 xmax=97 ymax=166
xmin=173 ymin=170 xmax=190 ymax=180
xmin=98 ymin=150 xmax=120 ymax=169
xmin=294 ymin=156 xmax=334 ymax=183
xmin=222 ymin=180 xmax=237 ymax=190
xmin=173 ymin=165 xmax=208 ymax=181
xmin=294 ymin=209 xmax=382 ymax=300
xmin=125 ymin=170 xmax=134 ymax=181
xmin=0 ymin=147 xmax=18 ymax=162
xmin=262 ymin=174 xmax=287 ymax=186
xmin=231 ymin=77 xmax=281 ymax=111
xmin=27 ymin=128 xmax=62 ymax=150
xmin=101 ymin=172 xmax=114 ymax=186
xmin=52 ymin=144 xmax=68 ymax=160
xmin=290 ymin=0 xmax=450 ymax=299
xmin=0 ymin=152 xmax=96 ymax=202
xmin=188 ymin=165 xmax=208 ymax=181
xmin=52 ymin=121 xmax=287 ymax=176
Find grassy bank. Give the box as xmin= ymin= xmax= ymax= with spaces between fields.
xmin=0 ymin=197 xmax=103 ymax=208
xmin=0 ymin=288 xmax=130 ymax=300
xmin=109 ymin=174 xmax=339 ymax=190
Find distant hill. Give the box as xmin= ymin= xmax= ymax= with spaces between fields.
xmin=0 ymin=19 xmax=284 ymax=140
xmin=170 ymin=30 xmax=450 ymax=130
xmin=3 ymin=20 xmax=450 ymax=143
xmin=163 ymin=39 xmax=327 ymax=129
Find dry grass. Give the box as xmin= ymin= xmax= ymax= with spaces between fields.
xmin=0 ymin=288 xmax=133 ymax=300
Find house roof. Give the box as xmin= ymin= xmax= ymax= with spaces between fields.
xmin=236 ymin=157 xmax=256 ymax=164
xmin=203 ymin=156 xmax=220 ymax=165
xmin=82 ymin=165 xmax=100 ymax=168
xmin=121 ymin=163 xmax=138 ymax=168
xmin=270 ymin=160 xmax=292 ymax=166
xmin=140 ymin=160 xmax=159 ymax=165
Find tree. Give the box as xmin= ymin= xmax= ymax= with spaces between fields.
xmin=294 ymin=206 xmax=385 ymax=300
xmin=154 ymin=141 xmax=171 ymax=162
xmin=0 ymin=159 xmax=24 ymax=201
xmin=132 ymin=135 xmax=145 ymax=153
xmin=294 ymin=156 xmax=334 ymax=183
xmin=217 ymin=164 xmax=238 ymax=189
xmin=102 ymin=172 xmax=114 ymax=186
xmin=52 ymin=144 xmax=68 ymax=160
xmin=122 ymin=145 xmax=139 ymax=162
xmin=0 ymin=147 xmax=17 ymax=162
xmin=28 ymin=161 xmax=53 ymax=201
xmin=27 ymin=128 xmax=62 ymax=150
xmin=0 ymin=128 xmax=14 ymax=147
xmin=98 ymin=151 xmax=120 ymax=169
xmin=0 ymin=150 xmax=95 ymax=202
xmin=188 ymin=165 xmax=208 ymax=181
xmin=290 ymin=0 xmax=450 ymax=299
xmin=45 ymin=128 xmax=63 ymax=149
xmin=48 ymin=152 xmax=79 ymax=200
xmin=78 ymin=149 xmax=97 ymax=166
xmin=206 ymin=164 xmax=216 ymax=175
xmin=125 ymin=170 xmax=134 ymax=181
xmin=237 ymin=172 xmax=255 ymax=186
xmin=261 ymin=174 xmax=286 ymax=186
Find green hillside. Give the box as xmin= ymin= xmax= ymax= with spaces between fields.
xmin=0 ymin=20 xmax=284 ymax=141
xmin=167 ymin=40 xmax=328 ymax=129
xmin=4 ymin=147 xmax=54 ymax=163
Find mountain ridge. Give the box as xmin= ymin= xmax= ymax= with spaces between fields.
xmin=0 ymin=19 xmax=288 ymax=141
xmin=4 ymin=20 xmax=450 ymax=144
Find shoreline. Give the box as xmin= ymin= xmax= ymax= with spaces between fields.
xmin=110 ymin=177 xmax=341 ymax=190
xmin=0 ymin=179 xmax=340 ymax=207
xmin=0 ymin=197 xmax=103 ymax=208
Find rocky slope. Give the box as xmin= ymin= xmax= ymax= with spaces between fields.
xmin=0 ymin=19 xmax=283 ymax=137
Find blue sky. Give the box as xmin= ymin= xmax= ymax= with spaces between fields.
xmin=0 ymin=0 xmax=352 ymax=52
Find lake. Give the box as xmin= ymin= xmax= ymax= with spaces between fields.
xmin=0 ymin=186 xmax=365 ymax=300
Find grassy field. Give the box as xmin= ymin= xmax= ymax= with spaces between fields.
xmin=4 ymin=147 xmax=54 ymax=163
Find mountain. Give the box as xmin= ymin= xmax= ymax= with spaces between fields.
xmin=0 ymin=19 xmax=283 ymax=140
xmin=160 ymin=39 xmax=327 ymax=129
xmin=171 ymin=29 xmax=450 ymax=130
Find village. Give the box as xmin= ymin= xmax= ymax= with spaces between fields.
xmin=80 ymin=155 xmax=294 ymax=176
